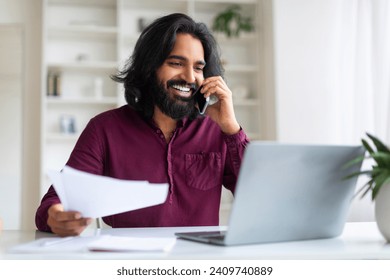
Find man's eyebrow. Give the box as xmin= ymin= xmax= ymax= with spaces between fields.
xmin=167 ymin=55 xmax=206 ymax=66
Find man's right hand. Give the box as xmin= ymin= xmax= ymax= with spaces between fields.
xmin=47 ymin=204 xmax=92 ymax=237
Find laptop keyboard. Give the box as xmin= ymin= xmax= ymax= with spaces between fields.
xmin=202 ymin=231 xmax=227 ymax=240
xmin=207 ymin=234 xmax=225 ymax=241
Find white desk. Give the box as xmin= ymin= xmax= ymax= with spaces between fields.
xmin=0 ymin=222 xmax=389 ymax=260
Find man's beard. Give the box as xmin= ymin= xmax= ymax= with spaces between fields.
xmin=150 ymin=77 xmax=199 ymax=120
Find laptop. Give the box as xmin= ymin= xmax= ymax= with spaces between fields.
xmin=175 ymin=142 xmax=364 ymax=246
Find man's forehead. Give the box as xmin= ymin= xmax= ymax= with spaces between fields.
xmin=167 ymin=55 xmax=206 ymax=65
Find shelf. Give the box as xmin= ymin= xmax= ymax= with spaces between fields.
xmin=48 ymin=26 xmax=118 ymax=39
xmin=45 ymin=96 xmax=118 ymax=105
xmin=193 ymin=0 xmax=258 ymax=4
xmin=233 ymin=99 xmax=259 ymax=106
xmin=48 ymin=0 xmax=117 ymax=7
xmin=122 ymin=0 xmax=188 ymax=10
xmin=47 ymin=61 xmax=118 ymax=71
xmin=224 ymin=65 xmax=258 ymax=72
xmin=214 ymin=32 xmax=258 ymax=42
xmin=46 ymin=132 xmax=80 ymax=141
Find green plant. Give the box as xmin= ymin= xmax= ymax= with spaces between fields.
xmin=212 ymin=5 xmax=254 ymax=38
xmin=344 ymin=133 xmax=390 ymax=200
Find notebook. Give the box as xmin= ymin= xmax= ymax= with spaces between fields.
xmin=175 ymin=142 xmax=364 ymax=246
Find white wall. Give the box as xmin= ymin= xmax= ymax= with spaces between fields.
xmin=0 ymin=25 xmax=23 ymax=229
xmin=273 ymin=0 xmax=342 ymax=144
xmin=272 ymin=0 xmax=375 ymax=221
xmin=0 ymin=0 xmax=23 ymax=230
xmin=0 ymin=0 xmax=42 ymax=230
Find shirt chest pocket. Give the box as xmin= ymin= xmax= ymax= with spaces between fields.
xmin=185 ymin=152 xmax=222 ymax=191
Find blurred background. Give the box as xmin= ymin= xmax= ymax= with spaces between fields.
xmin=0 ymin=0 xmax=389 ymax=230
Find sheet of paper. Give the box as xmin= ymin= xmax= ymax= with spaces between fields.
xmin=8 ymin=235 xmax=176 ymax=254
xmin=87 ymin=235 xmax=177 ymax=252
xmin=8 ymin=236 xmax=97 ymax=253
xmin=47 ymin=166 xmax=169 ymax=219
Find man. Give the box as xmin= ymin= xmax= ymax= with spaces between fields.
xmin=35 ymin=13 xmax=249 ymax=237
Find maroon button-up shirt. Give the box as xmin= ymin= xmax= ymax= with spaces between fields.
xmin=35 ymin=105 xmax=249 ymax=232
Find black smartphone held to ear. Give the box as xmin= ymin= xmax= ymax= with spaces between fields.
xmin=193 ymin=86 xmax=210 ymax=115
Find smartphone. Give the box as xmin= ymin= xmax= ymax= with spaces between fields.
xmin=193 ymin=86 xmax=210 ymax=115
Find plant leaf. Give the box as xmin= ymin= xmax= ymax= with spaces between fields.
xmin=371 ymin=152 xmax=390 ymax=168
xmin=342 ymin=154 xmax=366 ymax=169
xmin=353 ymin=179 xmax=373 ymax=199
xmin=371 ymin=167 xmax=390 ymax=179
xmin=366 ymin=132 xmax=390 ymax=153
xmin=212 ymin=4 xmax=253 ymax=38
xmin=362 ymin=187 xmax=373 ymax=200
xmin=342 ymin=133 xmax=390 ymax=201
xmin=342 ymin=170 xmax=372 ymax=180
xmin=361 ymin=139 xmax=374 ymax=155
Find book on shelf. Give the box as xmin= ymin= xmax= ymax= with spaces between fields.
xmin=47 ymin=72 xmax=62 ymax=96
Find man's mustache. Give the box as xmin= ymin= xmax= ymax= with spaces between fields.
xmin=167 ymin=80 xmax=197 ymax=102
xmin=167 ymin=80 xmax=197 ymax=91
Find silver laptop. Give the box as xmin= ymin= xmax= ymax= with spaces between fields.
xmin=175 ymin=142 xmax=364 ymax=246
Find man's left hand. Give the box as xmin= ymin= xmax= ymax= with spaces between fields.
xmin=201 ymin=76 xmax=240 ymax=135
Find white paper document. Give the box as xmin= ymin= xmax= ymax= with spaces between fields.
xmin=47 ymin=166 xmax=169 ymax=219
xmin=8 ymin=236 xmax=96 ymax=253
xmin=87 ymin=235 xmax=176 ymax=252
xmin=9 ymin=235 xmax=176 ymax=254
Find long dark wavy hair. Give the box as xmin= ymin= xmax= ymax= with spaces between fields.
xmin=111 ymin=13 xmax=224 ymax=119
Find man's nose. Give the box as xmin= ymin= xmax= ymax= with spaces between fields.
xmin=180 ymin=66 xmax=196 ymax=84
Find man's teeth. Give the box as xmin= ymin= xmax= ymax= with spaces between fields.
xmin=171 ymin=85 xmax=191 ymax=92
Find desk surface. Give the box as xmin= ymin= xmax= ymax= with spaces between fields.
xmin=1 ymin=222 xmax=389 ymax=260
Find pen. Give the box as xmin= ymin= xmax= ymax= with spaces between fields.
xmin=41 ymin=236 xmax=75 ymax=247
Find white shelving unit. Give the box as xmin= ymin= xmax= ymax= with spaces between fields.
xmin=41 ymin=0 xmax=266 ymax=224
xmin=41 ymin=0 xmax=120 ymax=195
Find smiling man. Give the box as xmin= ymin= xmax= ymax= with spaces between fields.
xmin=35 ymin=13 xmax=249 ymax=237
